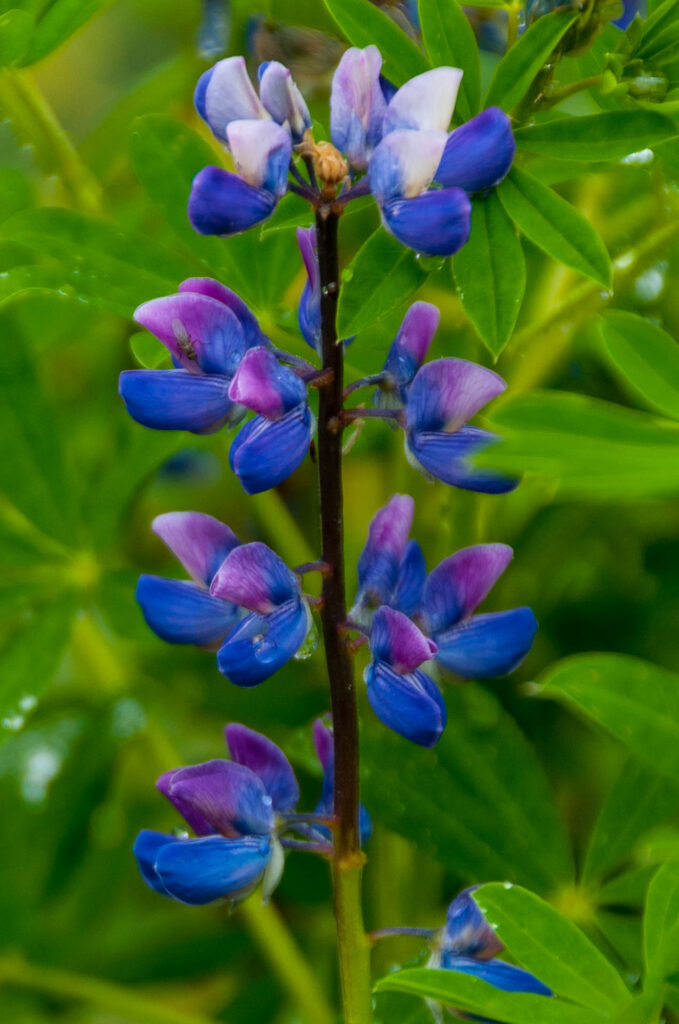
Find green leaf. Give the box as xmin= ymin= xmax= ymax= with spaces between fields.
xmin=539 ymin=654 xmax=679 ymax=784
xmin=515 ymin=110 xmax=678 ymax=161
xmin=598 ymin=865 xmax=657 ymax=907
xmin=418 ymin=0 xmax=480 ymax=119
xmin=0 ymin=263 xmax=67 ymax=307
xmin=337 ymin=228 xmax=429 ymax=337
xmin=498 ymin=167 xmax=611 ymax=287
xmin=362 ymin=685 xmax=573 ymax=893
xmin=453 ymin=191 xmax=525 ymax=357
xmin=644 ymin=860 xmax=679 ymax=979
xmin=21 ymin=0 xmax=105 ymax=65
xmin=639 ymin=0 xmax=679 ymax=54
xmin=599 ymin=311 xmax=679 ymax=420
xmin=129 ymin=330 xmax=169 ymax=369
xmin=0 ymin=596 xmax=77 ymax=719
xmin=483 ymin=390 xmax=679 ymax=497
xmin=484 ymin=9 xmax=577 ymax=111
xmin=375 ymin=968 xmax=607 ymax=1023
xmin=475 ymin=884 xmax=631 ymax=1013
xmin=323 ymin=0 xmax=429 ymax=85
xmin=260 ymin=191 xmax=314 ymax=236
xmin=0 ymin=8 xmax=33 ymax=65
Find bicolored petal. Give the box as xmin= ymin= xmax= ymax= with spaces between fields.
xmin=297 ymin=227 xmax=321 ymax=354
xmin=441 ymin=888 xmax=504 ymax=960
xmin=228 ymin=404 xmax=313 ymax=494
xmin=151 ymin=511 xmax=240 ymax=587
xmin=133 ymin=830 xmax=181 ymax=896
xmin=393 ymin=539 xmax=427 ymax=618
xmin=153 ymin=833 xmax=272 ymax=905
xmin=423 ymin=544 xmax=513 ymax=633
xmin=436 ymin=107 xmax=515 ymax=193
xmin=406 ymin=358 xmax=507 ymax=435
xmin=227 ymin=119 xmax=292 ymax=197
xmin=369 ymin=130 xmax=447 ymax=202
xmin=382 ymin=301 xmax=440 ymax=392
xmin=228 ymin=347 xmax=306 ymax=419
xmin=407 ymin=424 xmax=518 ymax=493
xmin=364 ymin=661 xmax=446 ymax=747
xmin=383 ymin=68 xmax=463 ymax=134
xmin=312 ymin=717 xmax=334 ymax=773
xmin=133 ymin=292 xmax=246 ymax=375
xmin=226 ymin=723 xmax=300 ymax=813
xmin=382 ymin=188 xmax=471 ymax=257
xmin=441 ymin=955 xmax=552 ymax=997
xmin=210 ymin=541 xmax=299 ymax=612
xmin=371 ymin=606 xmax=437 ymax=674
xmin=179 ymin=278 xmax=269 ymax=350
xmin=216 ymin=598 xmax=309 ymax=686
xmin=258 ymin=61 xmax=310 ymax=142
xmin=136 ymin=575 xmax=238 ymax=646
xmin=119 ymin=370 xmax=238 ymax=434
xmin=435 ymin=607 xmax=538 ymax=678
xmin=157 ymin=759 xmax=274 ymax=838
xmin=189 ymin=166 xmax=277 ymax=236
xmin=330 ymin=44 xmax=387 ymax=168
xmin=195 ymin=56 xmax=268 ymax=141
xmin=355 ymin=494 xmax=414 ymax=609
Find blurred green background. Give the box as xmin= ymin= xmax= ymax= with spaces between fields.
xmin=3 ymin=0 xmax=679 ymax=1021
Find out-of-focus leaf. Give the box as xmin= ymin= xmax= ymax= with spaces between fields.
xmin=0 ymin=167 xmax=34 ymax=223
xmin=418 ymin=0 xmax=480 ymax=120
xmin=453 ymin=191 xmax=525 ymax=357
xmin=361 ymin=685 xmax=573 ymax=893
xmin=644 ymin=860 xmax=679 ymax=979
xmin=374 ymin=991 xmax=433 ymax=1024
xmin=0 ymin=264 xmax=67 ymax=307
xmin=539 ymin=654 xmax=679 ymax=783
xmin=638 ymin=0 xmax=679 ymax=55
xmin=0 ymin=9 xmax=33 ymax=65
xmin=375 ymin=967 xmax=607 ymax=1023
xmin=323 ymin=0 xmax=429 ymax=85
xmin=483 ymin=391 xmax=679 ymax=497
xmin=20 ymin=0 xmax=106 ymax=65
xmin=129 ymin=330 xmax=169 ymax=369
xmin=260 ymin=191 xmax=314 ymax=236
xmin=599 ymin=311 xmax=679 ymax=420
xmin=598 ymin=864 xmax=657 ymax=907
xmin=0 ymin=596 xmax=77 ymax=720
xmin=474 ymin=884 xmax=631 ymax=1013
xmin=484 ymin=9 xmax=577 ymax=112
xmin=337 ymin=228 xmax=429 ymax=337
xmin=515 ymin=110 xmax=678 ymax=161
xmin=498 ymin=167 xmax=611 ymax=287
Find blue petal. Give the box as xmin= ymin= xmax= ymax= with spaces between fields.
xmin=436 ymin=108 xmax=515 ymax=193
xmin=441 ymin=955 xmax=552 ymax=997
xmin=154 ymin=833 xmax=272 ymax=905
xmin=442 ymin=888 xmax=503 ymax=959
xmin=217 ymin=598 xmax=309 ymax=686
xmin=189 ymin=166 xmax=277 ymax=236
xmin=435 ymin=607 xmax=538 ymax=678
xmin=136 ymin=575 xmax=239 ymax=646
xmin=407 ymin=425 xmax=519 ymax=494
xmin=193 ymin=67 xmax=213 ymax=124
xmin=393 ymin=539 xmax=427 ymax=618
xmin=119 ymin=369 xmax=238 ymax=434
xmin=229 ymin=404 xmax=313 ymax=494
xmin=382 ymin=188 xmax=471 ymax=257
xmin=364 ymin=661 xmax=446 ymax=747
xmin=134 ymin=830 xmax=180 ymax=896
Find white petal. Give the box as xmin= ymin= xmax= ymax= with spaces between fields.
xmin=384 ymin=68 xmax=463 ymax=134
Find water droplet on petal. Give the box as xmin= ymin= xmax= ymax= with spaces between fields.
xmin=172 ymin=826 xmax=190 ymax=839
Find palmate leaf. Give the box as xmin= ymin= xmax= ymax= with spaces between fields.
xmin=19 ymin=0 xmax=107 ymax=66
xmin=0 ymin=8 xmax=33 ymax=66
xmin=323 ymin=0 xmax=429 ymax=86
xmin=484 ymin=9 xmax=577 ymax=112
xmin=599 ymin=311 xmax=679 ymax=420
xmin=644 ymin=860 xmax=679 ymax=980
xmin=515 ymin=110 xmax=678 ymax=161
xmin=418 ymin=0 xmax=480 ymax=120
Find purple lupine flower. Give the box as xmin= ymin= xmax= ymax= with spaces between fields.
xmin=312 ymin=718 xmax=372 ymax=845
xmin=374 ymin=301 xmax=440 ymax=409
xmin=119 ymin=278 xmax=267 ymax=434
xmin=297 ymin=226 xmax=321 ymax=355
xmin=227 ymin=347 xmax=315 ymax=494
xmin=435 ymin=107 xmax=515 ymax=195
xmin=364 ymin=606 xmax=446 ymax=747
xmin=210 ymin=541 xmax=314 ymax=685
xmin=258 ymin=60 xmax=311 ymax=142
xmin=351 ymin=493 xmax=415 ymax=620
xmin=330 ymin=44 xmax=387 ymax=170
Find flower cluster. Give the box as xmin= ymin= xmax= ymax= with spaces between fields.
xmin=135 ymin=720 xmax=370 ymax=906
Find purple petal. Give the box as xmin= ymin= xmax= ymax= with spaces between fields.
xmin=133 ymin=293 xmax=245 ymax=375
xmin=152 ymin=833 xmax=272 ymax=905
xmin=435 ymin=607 xmax=538 ymax=678
xmin=226 ymin=723 xmax=300 ymax=812
xmin=382 ymin=188 xmax=471 ymax=257
xmin=217 ymin=598 xmax=308 ymax=686
xmin=382 ymin=301 xmax=440 ymax=390
xmin=119 ymin=370 xmax=238 ymax=434
xmin=436 ymin=107 xmax=515 ymax=193
xmin=330 ymin=45 xmax=387 ymax=169
xmin=312 ymin=718 xmax=334 ymax=773
xmin=151 ymin=511 xmax=240 ymax=586
xmin=442 ymin=887 xmax=505 ymax=959
xmin=384 ymin=68 xmax=463 ymax=134
xmin=407 ymin=424 xmax=518 ymax=493
xmin=406 ymin=358 xmax=506 ymax=434
xmin=297 ymin=227 xmax=321 ymax=354
xmin=228 ymin=347 xmax=306 ymax=419
xmin=198 ymin=56 xmax=268 ymax=141
xmin=227 ymin=119 xmax=292 ymax=197
xmin=158 ymin=759 xmax=274 ymax=838
xmin=259 ymin=61 xmax=311 ymax=142
xmin=228 ymin=405 xmax=313 ymax=494
xmin=355 ymin=494 xmax=414 ymax=609
xmin=188 ymin=166 xmax=277 ymax=236
xmin=370 ymin=606 xmax=437 ymax=674
xmin=179 ymin=278 xmax=269 ymax=350
xmin=136 ymin=575 xmax=238 ymax=646
xmin=393 ymin=539 xmax=427 ymax=618
xmin=210 ymin=541 xmax=299 ymax=612
xmin=441 ymin=955 xmax=552 ymax=997
xmin=423 ymin=544 xmax=513 ymax=633
xmin=369 ymin=130 xmax=447 ymax=202
xmin=364 ymin=661 xmax=446 ymax=747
